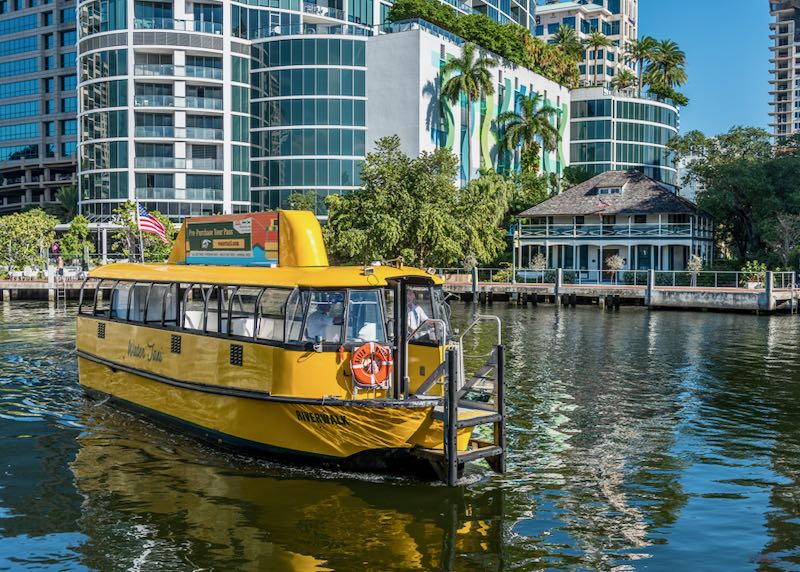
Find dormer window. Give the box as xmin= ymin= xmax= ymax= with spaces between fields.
xmin=596 ymin=187 xmax=622 ymax=195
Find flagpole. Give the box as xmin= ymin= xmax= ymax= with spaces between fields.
xmin=134 ymin=201 xmax=146 ymax=263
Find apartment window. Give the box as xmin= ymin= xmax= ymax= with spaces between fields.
xmin=61 ymin=119 xmax=77 ymax=135
xmin=44 ymin=121 xmax=54 ymax=136
xmin=43 ymin=33 xmax=54 ymax=49
xmin=42 ymin=11 xmax=52 ymax=26
xmin=43 ymin=77 xmax=54 ymax=93
xmin=60 ymin=30 xmax=76 ymax=47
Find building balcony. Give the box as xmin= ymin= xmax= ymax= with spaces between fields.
xmin=134 ymin=126 xmax=176 ymax=138
xmin=518 ymin=223 xmax=712 ymax=240
xmin=135 ymin=157 xmax=181 ymax=169
xmin=133 ymin=18 xmax=223 ymax=34
xmin=135 ymin=187 xmax=177 ymax=199
xmin=134 ymin=63 xmax=176 ymax=76
xmin=185 ymin=127 xmax=223 ymax=140
xmin=185 ymin=96 xmax=223 ymax=110
xmin=134 ymin=95 xmax=178 ymax=108
xmin=185 ymin=65 xmax=223 ymax=80
xmin=134 ymin=157 xmax=223 ymax=170
xmin=302 ymin=2 xmax=345 ymax=21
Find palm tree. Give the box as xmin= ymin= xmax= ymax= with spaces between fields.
xmin=583 ymin=31 xmax=611 ymax=86
xmin=610 ymin=69 xmax=637 ymax=92
xmin=625 ymin=36 xmax=656 ymax=97
xmin=441 ymin=43 xmax=497 ymax=179
xmin=552 ymin=24 xmax=582 ymax=60
xmin=498 ymin=92 xmax=558 ymax=173
xmin=646 ymin=39 xmax=687 ymax=89
xmin=47 ymin=185 xmax=78 ymax=222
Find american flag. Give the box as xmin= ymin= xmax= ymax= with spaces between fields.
xmin=137 ymin=204 xmax=168 ymax=244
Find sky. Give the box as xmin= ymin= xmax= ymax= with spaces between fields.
xmin=638 ymin=0 xmax=771 ymax=136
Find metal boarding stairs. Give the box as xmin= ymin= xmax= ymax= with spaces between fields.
xmin=410 ymin=316 xmax=506 ymax=486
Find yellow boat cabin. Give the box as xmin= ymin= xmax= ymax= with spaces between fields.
xmin=75 ymin=210 xmax=505 ymax=484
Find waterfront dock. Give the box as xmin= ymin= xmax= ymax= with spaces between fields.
xmin=440 ymin=269 xmax=798 ymax=314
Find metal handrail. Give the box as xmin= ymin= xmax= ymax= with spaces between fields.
xmin=457 ymin=314 xmax=501 ymax=346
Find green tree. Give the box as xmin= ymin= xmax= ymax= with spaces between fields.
xmin=46 ymin=185 xmax=79 ymax=223
xmin=669 ymin=127 xmax=800 ymax=260
xmin=324 ymin=136 xmax=509 ymax=267
xmin=583 ymin=31 xmax=611 ymax=85
xmin=611 ymin=68 xmax=637 ymax=92
xmin=441 ymin=42 xmax=497 ymax=177
xmin=625 ymin=36 xmax=656 ymax=97
xmin=498 ymin=92 xmax=558 ymax=174
xmin=286 ymin=191 xmax=318 ymax=212
xmin=0 ymin=209 xmax=58 ymax=270
xmin=60 ymin=214 xmax=95 ymax=265
xmin=562 ymin=165 xmax=595 ymax=187
xmin=111 ymin=201 xmax=176 ymax=262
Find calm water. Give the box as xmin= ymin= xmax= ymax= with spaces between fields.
xmin=1 ymin=302 xmax=800 ymax=571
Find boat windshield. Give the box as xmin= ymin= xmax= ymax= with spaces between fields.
xmin=346 ymin=290 xmax=387 ymax=344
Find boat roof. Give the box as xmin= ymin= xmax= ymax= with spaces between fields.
xmin=88 ymin=263 xmax=444 ymax=288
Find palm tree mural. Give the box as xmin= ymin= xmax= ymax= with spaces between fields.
xmin=441 ymin=42 xmax=497 ymax=180
xmin=610 ymin=69 xmax=637 ymax=92
xmin=584 ymin=31 xmax=611 ymax=86
xmin=498 ymin=92 xmax=558 ymax=174
xmin=625 ymin=36 xmax=656 ymax=97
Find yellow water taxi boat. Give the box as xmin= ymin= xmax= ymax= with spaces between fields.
xmin=75 ymin=211 xmax=505 ymax=484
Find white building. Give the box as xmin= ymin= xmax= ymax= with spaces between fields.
xmin=768 ymin=0 xmax=800 ymax=139
xmin=367 ymin=21 xmax=571 ymax=184
xmin=516 ymin=170 xmax=713 ymax=275
xmin=533 ymin=0 xmax=637 ymax=86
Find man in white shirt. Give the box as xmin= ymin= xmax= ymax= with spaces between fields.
xmin=306 ymin=303 xmax=333 ymax=340
xmin=407 ymin=290 xmax=429 ymax=335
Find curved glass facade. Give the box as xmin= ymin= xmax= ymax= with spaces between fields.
xmin=250 ymin=36 xmax=368 ymax=213
xmin=569 ymin=93 xmax=679 ymax=186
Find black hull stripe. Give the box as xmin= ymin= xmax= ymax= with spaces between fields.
xmin=77 ymin=350 xmax=441 ymax=409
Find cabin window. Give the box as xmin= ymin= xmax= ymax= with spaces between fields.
xmin=228 ymin=287 xmax=261 ymax=338
xmin=204 ymin=286 xmax=227 ymax=333
xmin=303 ymin=291 xmax=345 ymax=344
xmin=128 ymin=282 xmax=150 ymax=322
xmin=163 ymin=283 xmax=178 ymax=326
xmin=257 ymin=288 xmax=291 ymax=342
xmin=94 ymin=280 xmax=114 ymax=317
xmin=346 ymin=290 xmax=386 ymax=344
xmin=432 ymin=287 xmax=452 ymax=337
xmin=79 ymin=278 xmax=100 ymax=315
xmin=407 ymin=286 xmax=434 ymax=338
xmin=110 ymin=282 xmax=133 ymax=320
xmin=145 ymin=283 xmax=175 ymax=325
xmin=182 ymin=284 xmax=209 ymax=331
xmin=285 ymin=289 xmax=309 ymax=343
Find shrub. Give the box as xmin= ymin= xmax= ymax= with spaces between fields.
xmin=740 ymin=260 xmax=767 ymax=285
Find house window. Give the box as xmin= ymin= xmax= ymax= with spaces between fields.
xmin=597 ymin=187 xmax=621 ymax=195
xmin=574 ymin=215 xmax=584 ymax=226
xmin=634 ymin=214 xmax=646 ymax=224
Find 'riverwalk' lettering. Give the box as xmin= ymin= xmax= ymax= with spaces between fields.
xmin=127 ymin=340 xmax=163 ymax=363
xmin=295 ymin=410 xmax=349 ymax=426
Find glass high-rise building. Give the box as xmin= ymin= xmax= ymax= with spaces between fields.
xmin=769 ymin=0 xmax=800 ymax=140
xmin=76 ymin=0 xmax=540 ymax=222
xmin=569 ymin=86 xmax=679 ymax=187
xmin=0 ymin=0 xmax=77 ymax=215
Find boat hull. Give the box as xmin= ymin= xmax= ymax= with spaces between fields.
xmin=77 ymin=356 xmax=470 ymax=477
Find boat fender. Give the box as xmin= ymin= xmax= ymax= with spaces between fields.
xmin=350 ymin=342 xmax=393 ymax=389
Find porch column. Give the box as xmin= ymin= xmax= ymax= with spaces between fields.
xmin=573 ymin=244 xmax=578 ymax=270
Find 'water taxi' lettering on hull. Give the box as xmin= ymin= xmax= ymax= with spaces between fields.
xmin=128 ymin=340 xmax=163 ymax=363
xmin=295 ymin=410 xmax=349 ymax=426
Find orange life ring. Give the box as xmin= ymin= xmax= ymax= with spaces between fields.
xmin=350 ymin=342 xmax=393 ymax=389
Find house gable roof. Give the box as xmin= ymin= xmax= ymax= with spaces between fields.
xmin=517 ymin=170 xmax=698 ymax=217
